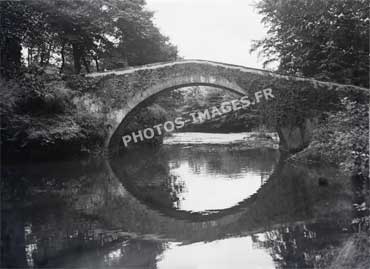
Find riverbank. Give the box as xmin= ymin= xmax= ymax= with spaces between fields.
xmin=289 ymin=98 xmax=369 ymax=177
xmin=326 ymin=233 xmax=370 ymax=269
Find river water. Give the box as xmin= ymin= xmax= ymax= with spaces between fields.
xmin=1 ymin=132 xmax=361 ymax=268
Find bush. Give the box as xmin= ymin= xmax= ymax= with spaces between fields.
xmin=1 ymin=70 xmax=105 ymax=159
xmin=293 ymin=98 xmax=369 ymax=176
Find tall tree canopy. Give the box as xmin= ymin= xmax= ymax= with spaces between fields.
xmin=0 ymin=0 xmax=178 ymax=76
xmin=252 ymin=0 xmax=369 ymax=87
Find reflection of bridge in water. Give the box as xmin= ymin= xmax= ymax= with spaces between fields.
xmin=106 ymin=155 xmax=352 ymax=242
xmin=109 ymin=146 xmax=280 ymax=222
xmin=2 ymin=153 xmax=353 ymax=267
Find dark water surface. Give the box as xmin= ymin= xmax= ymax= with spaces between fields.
xmin=1 ymin=135 xmax=360 ymax=268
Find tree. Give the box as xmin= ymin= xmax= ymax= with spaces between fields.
xmin=251 ymin=0 xmax=369 ymax=87
xmin=0 ymin=0 xmax=177 ymax=76
xmin=99 ymin=0 xmax=177 ymax=68
xmin=0 ymin=1 xmax=47 ymax=77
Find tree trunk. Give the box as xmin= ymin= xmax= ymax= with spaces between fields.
xmin=37 ymin=46 xmax=42 ymax=65
xmin=0 ymin=37 xmax=22 ymax=78
xmin=39 ymin=45 xmax=45 ymax=66
xmin=82 ymin=56 xmax=90 ymax=73
xmin=60 ymin=42 xmax=65 ymax=74
xmin=45 ymin=42 xmax=53 ymax=66
xmin=0 ymin=2 xmax=21 ymax=77
xmin=27 ymin=48 xmax=32 ymax=67
xmin=72 ymin=43 xmax=82 ymax=74
xmin=94 ymin=56 xmax=99 ymax=72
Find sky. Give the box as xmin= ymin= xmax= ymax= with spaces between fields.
xmin=146 ymin=0 xmax=268 ymax=69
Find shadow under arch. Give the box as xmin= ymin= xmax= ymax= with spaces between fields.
xmin=108 ymin=146 xmax=287 ymax=222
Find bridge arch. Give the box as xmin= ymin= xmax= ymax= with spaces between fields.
xmin=85 ymin=60 xmax=368 ymax=155
xmin=108 ymin=76 xmax=250 ymax=153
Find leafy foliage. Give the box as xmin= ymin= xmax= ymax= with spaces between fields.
xmin=0 ymin=71 xmax=106 ymax=158
xmin=0 ymin=0 xmax=178 ymax=76
xmin=293 ymin=97 xmax=369 ymax=175
xmin=252 ymin=0 xmax=369 ymax=87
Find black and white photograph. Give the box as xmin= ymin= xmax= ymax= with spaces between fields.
xmin=1 ymin=0 xmax=369 ymax=268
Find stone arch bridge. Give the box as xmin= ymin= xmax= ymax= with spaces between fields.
xmin=83 ymin=60 xmax=368 ymax=154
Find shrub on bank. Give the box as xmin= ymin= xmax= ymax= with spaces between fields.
xmin=0 ymin=69 xmax=106 ymax=160
xmin=291 ymin=98 xmax=369 ymax=176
